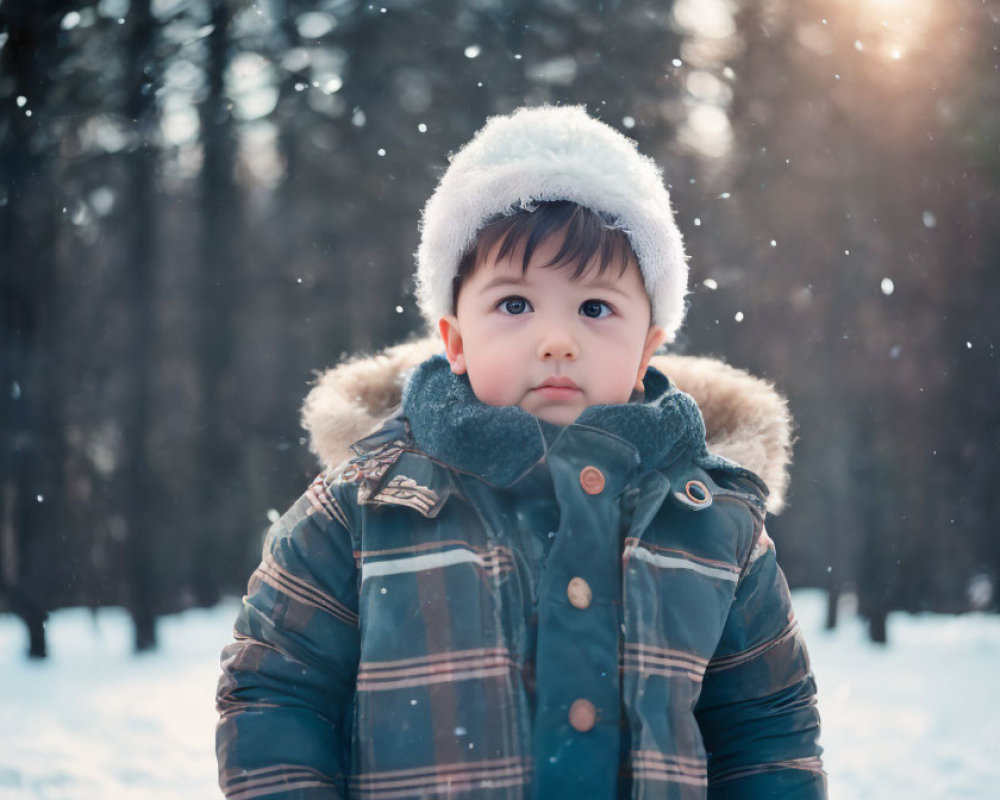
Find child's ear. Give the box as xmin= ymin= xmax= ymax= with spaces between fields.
xmin=438 ymin=315 xmax=467 ymax=375
xmin=635 ymin=325 xmax=667 ymax=390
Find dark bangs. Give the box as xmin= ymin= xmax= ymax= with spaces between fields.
xmin=452 ymin=201 xmax=636 ymax=312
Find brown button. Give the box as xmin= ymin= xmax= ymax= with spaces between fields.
xmin=685 ymin=479 xmax=711 ymax=505
xmin=567 ymin=577 xmax=592 ymax=609
xmin=568 ymin=698 xmax=597 ymax=732
xmin=579 ymin=466 xmax=605 ymax=495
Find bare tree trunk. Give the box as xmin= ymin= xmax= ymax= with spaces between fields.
xmin=856 ymin=411 xmax=893 ymax=645
xmin=824 ymin=584 xmax=839 ymax=630
xmin=193 ymin=0 xmax=241 ymax=607
xmin=122 ymin=0 xmax=159 ymax=651
xmin=0 ymin=0 xmax=70 ymax=658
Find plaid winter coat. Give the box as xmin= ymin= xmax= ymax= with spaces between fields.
xmin=217 ymin=347 xmax=825 ymax=800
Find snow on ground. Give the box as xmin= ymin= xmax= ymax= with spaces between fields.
xmin=1 ymin=590 xmax=998 ymax=799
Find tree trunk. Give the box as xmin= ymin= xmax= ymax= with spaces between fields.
xmin=0 ymin=0 xmax=71 ymax=658
xmin=824 ymin=583 xmax=839 ymax=630
xmin=122 ymin=0 xmax=159 ymax=651
xmin=193 ymin=0 xmax=241 ymax=608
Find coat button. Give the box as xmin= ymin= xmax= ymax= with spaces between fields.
xmin=567 ymin=577 xmax=592 ymax=609
xmin=568 ymin=698 xmax=597 ymax=732
xmin=579 ymin=466 xmax=605 ymax=495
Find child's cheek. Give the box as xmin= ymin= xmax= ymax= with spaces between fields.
xmin=467 ymin=365 xmax=515 ymax=408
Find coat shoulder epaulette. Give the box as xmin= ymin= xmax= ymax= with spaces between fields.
xmin=339 ymin=415 xmax=452 ymax=519
xmin=696 ymin=451 xmax=769 ymax=512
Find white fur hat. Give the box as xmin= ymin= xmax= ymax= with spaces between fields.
xmin=415 ymin=105 xmax=688 ymax=341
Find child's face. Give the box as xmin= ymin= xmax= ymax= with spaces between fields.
xmin=439 ymin=232 xmax=666 ymax=426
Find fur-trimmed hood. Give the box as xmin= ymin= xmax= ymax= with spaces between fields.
xmin=301 ymin=337 xmax=794 ymax=513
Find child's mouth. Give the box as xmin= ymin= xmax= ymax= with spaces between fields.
xmin=533 ymin=378 xmax=582 ymax=398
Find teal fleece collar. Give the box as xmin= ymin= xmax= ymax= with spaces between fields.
xmin=401 ymin=355 xmax=709 ymax=487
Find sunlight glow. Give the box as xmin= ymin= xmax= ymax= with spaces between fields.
xmin=678 ymin=104 xmax=733 ymax=159
xmin=672 ymin=0 xmax=735 ymax=40
xmin=837 ymin=0 xmax=939 ymax=63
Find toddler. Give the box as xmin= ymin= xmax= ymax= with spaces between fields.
xmin=217 ymin=106 xmax=825 ymax=799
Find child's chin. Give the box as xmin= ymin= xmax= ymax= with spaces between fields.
xmin=528 ymin=406 xmax=583 ymax=427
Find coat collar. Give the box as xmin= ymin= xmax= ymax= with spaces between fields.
xmin=400 ymin=355 xmax=708 ymax=487
xmin=301 ymin=336 xmax=793 ymax=512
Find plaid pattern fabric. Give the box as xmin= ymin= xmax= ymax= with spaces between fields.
xmin=217 ymin=422 xmax=824 ymax=799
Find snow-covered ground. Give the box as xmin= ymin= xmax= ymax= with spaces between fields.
xmin=1 ymin=590 xmax=998 ymax=799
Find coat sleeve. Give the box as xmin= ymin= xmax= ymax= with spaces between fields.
xmin=694 ymin=527 xmax=827 ymax=799
xmin=216 ymin=474 xmax=360 ymax=799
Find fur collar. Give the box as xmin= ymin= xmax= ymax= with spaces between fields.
xmin=301 ymin=337 xmax=794 ymax=513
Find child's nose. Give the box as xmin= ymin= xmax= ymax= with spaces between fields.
xmin=537 ymin=329 xmax=580 ymax=361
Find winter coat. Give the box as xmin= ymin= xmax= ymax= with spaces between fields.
xmin=216 ymin=339 xmax=825 ymax=800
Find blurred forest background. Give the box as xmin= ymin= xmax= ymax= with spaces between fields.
xmin=1 ymin=0 xmax=998 ymax=656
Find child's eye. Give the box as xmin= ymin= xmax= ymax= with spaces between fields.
xmin=498 ymin=296 xmax=532 ymax=315
xmin=580 ymin=299 xmax=612 ymax=319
